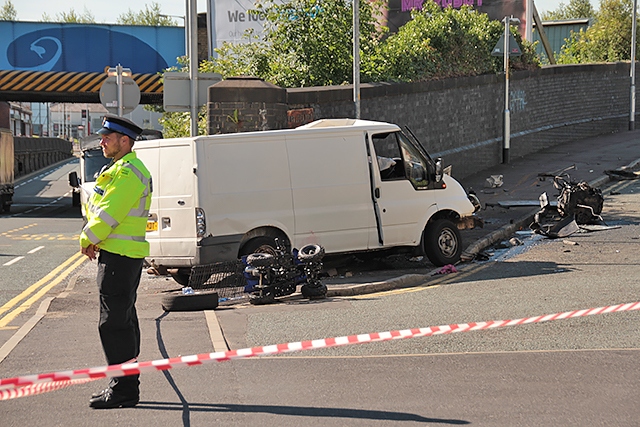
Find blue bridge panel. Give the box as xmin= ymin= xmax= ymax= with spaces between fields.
xmin=0 ymin=22 xmax=184 ymax=75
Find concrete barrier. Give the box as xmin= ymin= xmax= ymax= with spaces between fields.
xmin=13 ymin=137 xmax=73 ymax=178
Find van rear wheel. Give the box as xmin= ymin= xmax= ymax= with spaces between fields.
xmin=240 ymin=236 xmax=280 ymax=257
xmin=424 ymin=219 xmax=462 ymax=266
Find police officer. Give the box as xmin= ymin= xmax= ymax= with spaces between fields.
xmin=79 ymin=115 xmax=152 ymax=409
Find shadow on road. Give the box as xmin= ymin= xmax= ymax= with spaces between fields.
xmin=134 ymin=401 xmax=470 ymax=425
xmin=454 ymin=260 xmax=573 ymax=284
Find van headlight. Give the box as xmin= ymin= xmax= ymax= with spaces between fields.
xmin=195 ymin=208 xmax=206 ymax=237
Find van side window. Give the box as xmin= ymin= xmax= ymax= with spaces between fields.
xmin=372 ymin=133 xmax=405 ymax=181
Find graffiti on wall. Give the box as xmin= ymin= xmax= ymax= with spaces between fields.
xmin=510 ymin=89 xmax=527 ymax=112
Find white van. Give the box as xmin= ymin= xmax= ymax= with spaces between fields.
xmin=134 ymin=119 xmax=481 ymax=285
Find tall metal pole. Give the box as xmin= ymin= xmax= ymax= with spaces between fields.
xmin=188 ymin=0 xmax=198 ymax=137
xmin=353 ymin=0 xmax=361 ymax=119
xmin=502 ymin=17 xmax=510 ymax=164
xmin=116 ymin=64 xmax=124 ymax=117
xmin=631 ymin=0 xmax=637 ymax=130
xmin=525 ymin=0 xmax=533 ymax=42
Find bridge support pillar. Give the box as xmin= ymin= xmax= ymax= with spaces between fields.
xmin=0 ymin=102 xmax=9 ymax=130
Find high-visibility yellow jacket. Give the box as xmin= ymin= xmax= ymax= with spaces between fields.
xmin=79 ymin=152 xmax=152 ymax=259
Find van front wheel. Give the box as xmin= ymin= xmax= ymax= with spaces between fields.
xmin=424 ymin=219 xmax=461 ymax=266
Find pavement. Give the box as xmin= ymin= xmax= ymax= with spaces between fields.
xmin=1 ymin=128 xmax=640 ymax=412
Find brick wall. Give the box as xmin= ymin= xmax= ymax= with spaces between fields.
xmin=286 ymin=63 xmax=632 ymax=179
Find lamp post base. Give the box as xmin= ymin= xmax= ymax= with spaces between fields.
xmin=502 ymin=147 xmax=510 ymax=164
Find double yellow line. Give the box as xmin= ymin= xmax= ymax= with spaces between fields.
xmin=0 ymin=252 xmax=87 ymax=328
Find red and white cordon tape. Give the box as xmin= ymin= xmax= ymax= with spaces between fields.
xmin=2 ymin=301 xmax=639 ymax=401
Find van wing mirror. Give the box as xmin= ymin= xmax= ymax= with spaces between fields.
xmin=434 ymin=158 xmax=444 ymax=183
xmin=68 ymin=171 xmax=80 ymax=188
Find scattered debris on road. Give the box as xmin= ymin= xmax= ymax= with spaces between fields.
xmin=530 ymin=174 xmax=605 ymax=238
xmin=484 ymin=174 xmax=504 ymax=188
xmin=605 ymin=168 xmax=640 ymax=180
xmin=432 ymin=264 xmax=458 ymax=275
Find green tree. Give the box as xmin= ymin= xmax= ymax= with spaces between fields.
xmin=202 ymin=0 xmax=384 ymax=87
xmin=558 ymin=0 xmax=634 ymax=63
xmin=53 ymin=8 xmax=96 ymax=23
xmin=364 ymin=3 xmax=538 ymax=83
xmin=541 ymin=0 xmax=595 ymax=20
xmin=0 ymin=0 xmax=16 ymax=20
xmin=117 ymin=2 xmax=179 ymax=26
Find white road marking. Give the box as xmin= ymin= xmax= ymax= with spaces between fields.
xmin=3 ymin=256 xmax=25 ymax=266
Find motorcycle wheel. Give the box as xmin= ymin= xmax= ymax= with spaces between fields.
xmin=297 ymin=244 xmax=325 ymax=263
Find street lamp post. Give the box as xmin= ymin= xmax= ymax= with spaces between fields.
xmin=630 ymin=0 xmax=637 ymax=130
xmin=501 ymin=16 xmax=520 ymax=164
xmin=187 ymin=0 xmax=198 ymax=137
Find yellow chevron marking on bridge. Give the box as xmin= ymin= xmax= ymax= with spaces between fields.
xmin=0 ymin=70 xmax=163 ymax=94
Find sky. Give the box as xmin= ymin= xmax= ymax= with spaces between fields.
xmin=16 ymin=0 xmax=201 ymax=23
xmin=15 ymin=0 xmax=566 ymax=24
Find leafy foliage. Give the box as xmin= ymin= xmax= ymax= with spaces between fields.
xmin=41 ymin=8 xmax=95 ymax=23
xmin=365 ymin=3 xmax=538 ymax=82
xmin=204 ymin=0 xmax=537 ymax=86
xmin=117 ymin=2 xmax=179 ymax=26
xmin=541 ymin=0 xmax=595 ymax=20
xmin=558 ymin=0 xmax=634 ymax=63
xmin=202 ymin=0 xmax=384 ymax=87
xmin=0 ymin=0 xmax=16 ymax=21
xmin=157 ymin=108 xmax=208 ymax=138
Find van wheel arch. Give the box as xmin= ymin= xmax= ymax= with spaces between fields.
xmin=238 ymin=227 xmax=290 ymax=258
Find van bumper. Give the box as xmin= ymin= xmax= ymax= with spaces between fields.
xmin=146 ymin=234 xmax=243 ymax=270
xmin=196 ymin=234 xmax=243 ymax=264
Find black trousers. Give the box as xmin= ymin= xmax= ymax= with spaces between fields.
xmin=97 ymin=250 xmax=143 ymax=395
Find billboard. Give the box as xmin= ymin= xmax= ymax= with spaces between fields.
xmin=208 ymin=0 xmax=527 ymax=52
xmin=208 ymin=0 xmax=282 ymax=50
xmin=0 ymin=22 xmax=185 ymax=74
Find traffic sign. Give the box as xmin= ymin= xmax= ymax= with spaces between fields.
xmin=163 ymin=72 xmax=222 ymax=112
xmin=492 ymin=33 xmax=522 ymax=57
xmin=99 ymin=75 xmax=140 ymax=115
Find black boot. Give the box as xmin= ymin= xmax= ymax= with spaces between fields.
xmin=89 ymin=388 xmax=139 ymax=409
xmin=89 ymin=376 xmax=139 ymax=409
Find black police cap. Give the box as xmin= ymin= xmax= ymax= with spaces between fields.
xmin=97 ymin=115 xmax=143 ymax=140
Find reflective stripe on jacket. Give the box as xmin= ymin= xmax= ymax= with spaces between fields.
xmin=79 ymin=151 xmax=152 ymax=259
